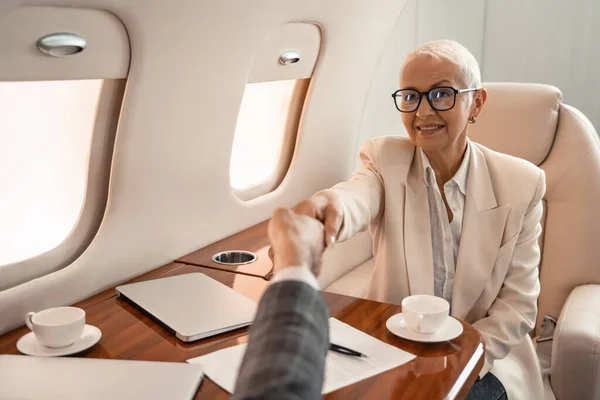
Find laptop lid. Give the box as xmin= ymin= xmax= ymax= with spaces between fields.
xmin=0 ymin=355 xmax=204 ymax=400
xmin=115 ymin=272 xmax=257 ymax=342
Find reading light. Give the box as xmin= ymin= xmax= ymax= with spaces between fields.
xmin=279 ymin=51 xmax=300 ymax=65
xmin=36 ymin=33 xmax=87 ymax=57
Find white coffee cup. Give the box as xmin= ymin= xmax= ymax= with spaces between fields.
xmin=402 ymin=295 xmax=449 ymax=335
xmin=25 ymin=307 xmax=85 ymax=348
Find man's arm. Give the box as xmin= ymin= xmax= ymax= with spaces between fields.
xmin=232 ymin=208 xmax=329 ymax=400
xmin=232 ymin=280 xmax=328 ymax=400
xmin=472 ymin=170 xmax=546 ymax=377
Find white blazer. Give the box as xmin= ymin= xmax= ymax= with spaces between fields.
xmin=325 ymin=136 xmax=546 ymax=400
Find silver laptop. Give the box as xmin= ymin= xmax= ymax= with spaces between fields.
xmin=0 ymin=354 xmax=204 ymax=400
xmin=116 ymin=272 xmax=257 ymax=342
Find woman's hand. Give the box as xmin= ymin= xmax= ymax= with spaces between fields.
xmin=292 ymin=192 xmax=343 ymax=248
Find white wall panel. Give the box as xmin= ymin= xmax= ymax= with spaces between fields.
xmin=353 ymin=0 xmax=417 ymax=170
xmin=416 ymin=0 xmax=486 ymax=62
xmin=483 ymin=0 xmax=600 ymax=129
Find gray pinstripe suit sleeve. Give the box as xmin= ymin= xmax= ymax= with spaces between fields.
xmin=232 ymin=280 xmax=329 ymax=400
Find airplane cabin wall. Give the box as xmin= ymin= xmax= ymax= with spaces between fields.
xmin=482 ymin=0 xmax=600 ymax=133
xmin=0 ymin=0 xmax=410 ymax=334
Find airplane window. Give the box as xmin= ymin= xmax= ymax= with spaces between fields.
xmin=230 ymin=79 xmax=309 ymax=200
xmin=0 ymin=79 xmax=102 ymax=266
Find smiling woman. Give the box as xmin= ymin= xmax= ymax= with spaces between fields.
xmin=291 ymin=39 xmax=547 ymax=400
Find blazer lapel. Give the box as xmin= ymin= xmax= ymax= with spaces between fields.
xmin=452 ymin=143 xmax=510 ymax=319
xmin=404 ymin=149 xmax=434 ymax=295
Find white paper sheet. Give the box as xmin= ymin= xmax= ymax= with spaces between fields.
xmin=187 ymin=318 xmax=415 ymax=394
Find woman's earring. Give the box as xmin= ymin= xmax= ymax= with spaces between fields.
xmin=468 ymin=116 xmax=477 ymax=124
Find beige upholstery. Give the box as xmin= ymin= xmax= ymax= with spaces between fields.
xmin=550 ymin=285 xmax=600 ymax=400
xmin=470 ymin=83 xmax=561 ymax=166
xmin=470 ymin=83 xmax=600 ymax=336
xmin=325 ymin=258 xmax=374 ymax=298
xmin=470 ymin=83 xmax=600 ymax=399
xmin=317 ymin=230 xmax=373 ymax=290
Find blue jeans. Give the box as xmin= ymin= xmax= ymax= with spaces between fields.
xmin=465 ymin=373 xmax=508 ymax=400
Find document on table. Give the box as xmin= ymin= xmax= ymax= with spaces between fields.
xmin=186 ymin=318 xmax=416 ymax=394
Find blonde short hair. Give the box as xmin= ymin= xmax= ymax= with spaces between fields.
xmin=403 ymin=40 xmax=481 ymax=89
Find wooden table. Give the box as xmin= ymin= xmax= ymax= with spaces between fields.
xmin=0 ymin=262 xmax=484 ymax=399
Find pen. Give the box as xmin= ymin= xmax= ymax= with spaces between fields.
xmin=329 ymin=343 xmax=368 ymax=358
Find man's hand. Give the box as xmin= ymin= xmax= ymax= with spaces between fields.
xmin=268 ymin=208 xmax=326 ymax=277
xmin=292 ymin=191 xmax=343 ymax=248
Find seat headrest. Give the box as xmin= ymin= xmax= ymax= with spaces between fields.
xmin=468 ymin=82 xmax=562 ymax=166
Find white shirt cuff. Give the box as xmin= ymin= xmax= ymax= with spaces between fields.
xmin=270 ymin=265 xmax=320 ymax=291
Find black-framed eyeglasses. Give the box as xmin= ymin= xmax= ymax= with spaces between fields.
xmin=391 ymin=86 xmax=479 ymax=112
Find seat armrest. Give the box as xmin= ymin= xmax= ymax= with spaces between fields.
xmin=324 ymin=257 xmax=374 ymax=298
xmin=551 ymin=284 xmax=600 ymax=400
xmin=316 ymin=231 xmax=372 ymax=289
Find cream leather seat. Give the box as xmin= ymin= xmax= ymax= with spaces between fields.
xmin=471 ymin=82 xmax=600 ymax=400
xmin=320 ymin=82 xmax=600 ymax=400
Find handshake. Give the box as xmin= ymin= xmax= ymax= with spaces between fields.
xmin=268 ymin=192 xmax=342 ymax=278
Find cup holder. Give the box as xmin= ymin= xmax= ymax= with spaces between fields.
xmin=212 ymin=250 xmax=257 ymax=266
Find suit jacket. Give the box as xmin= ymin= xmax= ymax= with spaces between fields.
xmin=232 ymin=280 xmax=329 ymax=400
xmin=324 ymin=136 xmax=546 ymax=400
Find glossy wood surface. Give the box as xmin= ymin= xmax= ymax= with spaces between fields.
xmin=177 ymin=221 xmax=274 ymax=279
xmin=0 ymin=262 xmax=483 ymax=400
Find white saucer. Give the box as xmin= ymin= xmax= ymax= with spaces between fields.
xmin=17 ymin=324 xmax=102 ymax=357
xmin=386 ymin=313 xmax=463 ymax=343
